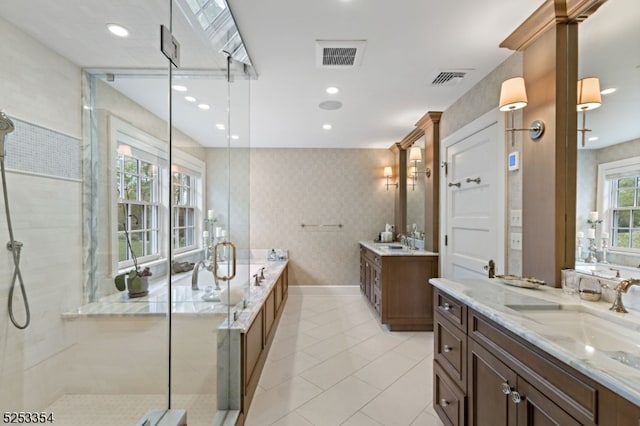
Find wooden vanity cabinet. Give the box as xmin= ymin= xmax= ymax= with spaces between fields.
xmin=240 ymin=265 xmax=288 ymax=425
xmin=433 ymin=287 xmax=640 ymax=426
xmin=359 ymin=244 xmax=436 ymax=331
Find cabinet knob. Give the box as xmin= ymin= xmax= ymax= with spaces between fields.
xmin=440 ymin=398 xmax=449 ymax=407
xmin=442 ymin=303 xmax=451 ymax=311
xmin=501 ymin=382 xmax=513 ymax=395
xmin=443 ymin=344 xmax=453 ymax=353
xmin=511 ymin=391 xmax=522 ymax=404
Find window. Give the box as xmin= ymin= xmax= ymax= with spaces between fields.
xmin=173 ymin=171 xmax=196 ymax=252
xmin=610 ymin=175 xmax=640 ymax=250
xmin=117 ymin=155 xmax=161 ymax=266
xmin=110 ymin=116 xmax=205 ymax=273
xmin=597 ymin=156 xmax=640 ymax=255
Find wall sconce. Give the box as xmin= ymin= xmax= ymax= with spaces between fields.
xmin=498 ymin=77 xmax=545 ymax=146
xmin=577 ymin=77 xmax=602 ymax=147
xmin=383 ymin=166 xmax=397 ymax=191
xmin=407 ymin=146 xmax=431 ymax=191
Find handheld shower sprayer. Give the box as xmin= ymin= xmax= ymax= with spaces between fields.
xmin=0 ymin=111 xmax=30 ymax=329
xmin=0 ymin=110 xmax=16 ymax=160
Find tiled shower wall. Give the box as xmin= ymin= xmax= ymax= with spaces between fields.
xmin=248 ymin=148 xmax=395 ymax=285
xmin=0 ymin=16 xmax=83 ymax=411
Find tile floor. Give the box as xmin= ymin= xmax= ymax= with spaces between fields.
xmin=245 ymin=288 xmax=445 ymax=426
xmin=42 ymin=288 xmax=443 ymax=425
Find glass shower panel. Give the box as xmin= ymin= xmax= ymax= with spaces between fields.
xmin=0 ymin=0 xmax=173 ymax=423
xmin=169 ymin=1 xmax=253 ymax=423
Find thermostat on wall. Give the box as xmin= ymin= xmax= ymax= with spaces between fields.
xmin=508 ymin=151 xmax=520 ymax=171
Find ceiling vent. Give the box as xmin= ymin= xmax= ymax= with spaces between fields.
xmin=316 ymin=40 xmax=366 ymax=68
xmin=430 ymin=69 xmax=473 ymax=86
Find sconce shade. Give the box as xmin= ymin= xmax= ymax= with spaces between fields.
xmin=499 ymin=77 xmax=528 ymax=111
xmin=383 ymin=166 xmax=393 ymax=178
xmin=409 ymin=146 xmax=422 ymax=162
xmin=577 ymin=77 xmax=602 ymax=111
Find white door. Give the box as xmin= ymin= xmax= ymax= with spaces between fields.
xmin=441 ymin=110 xmax=505 ymax=279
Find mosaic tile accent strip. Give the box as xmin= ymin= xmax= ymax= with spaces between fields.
xmin=4 ymin=117 xmax=81 ymax=180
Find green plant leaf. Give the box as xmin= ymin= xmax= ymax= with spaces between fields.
xmin=114 ymin=273 xmax=126 ymax=291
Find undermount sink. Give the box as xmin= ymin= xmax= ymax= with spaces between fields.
xmin=513 ymin=306 xmax=640 ymax=367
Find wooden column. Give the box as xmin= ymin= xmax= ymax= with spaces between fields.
xmin=500 ymin=0 xmax=603 ymax=285
xmin=416 ymin=112 xmax=442 ymax=253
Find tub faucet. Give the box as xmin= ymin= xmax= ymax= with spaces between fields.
xmin=610 ymin=278 xmax=640 ymax=313
xmin=191 ymin=260 xmax=205 ymax=290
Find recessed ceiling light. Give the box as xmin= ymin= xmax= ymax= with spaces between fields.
xmin=106 ymin=23 xmax=129 ymax=37
xmin=326 ymin=86 xmax=339 ymax=94
xmin=184 ymin=96 xmax=196 ymax=102
xmin=172 ymin=85 xmax=187 ymax=92
xmin=198 ymin=103 xmax=210 ymax=110
xmin=588 ymin=136 xmax=599 ymax=142
xmin=600 ymin=88 xmax=617 ymax=95
xmin=323 ymin=124 xmax=332 ymax=130
xmin=216 ymin=124 xmax=225 ymax=130
xmin=231 ymin=135 xmax=239 ymax=140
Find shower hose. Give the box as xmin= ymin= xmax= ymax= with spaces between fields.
xmin=1 ymin=158 xmax=30 ymax=329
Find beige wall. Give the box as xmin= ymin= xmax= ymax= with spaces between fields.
xmin=440 ymin=53 xmax=525 ymax=275
xmin=247 ymin=148 xmax=395 ymax=285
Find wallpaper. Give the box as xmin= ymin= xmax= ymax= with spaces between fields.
xmin=249 ymin=148 xmax=395 ymax=285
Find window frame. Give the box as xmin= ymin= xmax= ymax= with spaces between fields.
xmin=596 ymin=156 xmax=640 ymax=257
xmin=172 ymin=150 xmax=205 ymax=254
xmin=109 ymin=116 xmax=206 ymax=275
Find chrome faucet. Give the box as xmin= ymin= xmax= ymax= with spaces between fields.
xmin=191 ymin=260 xmax=206 ymax=290
xmin=192 ymin=259 xmax=220 ymax=291
xmin=609 ymin=278 xmax=640 ymax=313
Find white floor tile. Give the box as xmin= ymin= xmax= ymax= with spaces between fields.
xmin=353 ymin=351 xmax=420 ymax=390
xmin=244 ymin=376 xmax=322 ymax=426
xmin=259 ymin=351 xmax=322 ymax=390
xmin=360 ymin=359 xmax=432 ymax=425
xmin=341 ymin=411 xmax=384 ymax=426
xmin=348 ymin=333 xmax=407 ymax=361
xmin=296 ymin=376 xmax=381 ymax=425
xmin=300 ymin=350 xmax=371 ymax=390
xmin=301 ymin=332 xmax=362 ymax=361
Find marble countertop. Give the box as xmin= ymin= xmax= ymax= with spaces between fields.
xmin=63 ymin=260 xmax=288 ymax=321
xmin=429 ymin=277 xmax=640 ymax=407
xmin=359 ymin=240 xmax=438 ymax=257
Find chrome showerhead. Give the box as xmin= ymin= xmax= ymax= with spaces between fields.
xmin=0 ymin=111 xmax=15 ymax=135
xmin=0 ymin=111 xmax=15 ymax=160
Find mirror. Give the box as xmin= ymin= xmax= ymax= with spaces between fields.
xmin=576 ymin=0 xmax=640 ymax=268
xmin=407 ymin=139 xmax=425 ymax=246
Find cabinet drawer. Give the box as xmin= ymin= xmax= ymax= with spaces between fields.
xmin=469 ymin=309 xmax=597 ymax=424
xmin=434 ymin=360 xmax=465 ymax=426
xmin=435 ymin=290 xmax=466 ymax=331
xmin=434 ymin=315 xmax=466 ymax=391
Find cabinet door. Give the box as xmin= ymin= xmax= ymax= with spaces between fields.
xmin=515 ymin=379 xmax=581 ymax=426
xmin=468 ymin=339 xmax=517 ymax=426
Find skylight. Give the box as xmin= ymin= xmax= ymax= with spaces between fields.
xmin=178 ymin=0 xmax=253 ymax=68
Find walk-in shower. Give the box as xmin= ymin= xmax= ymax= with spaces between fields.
xmin=0 ymin=110 xmax=30 ymax=329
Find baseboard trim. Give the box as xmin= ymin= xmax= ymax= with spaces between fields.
xmin=288 ymin=285 xmax=360 ymax=295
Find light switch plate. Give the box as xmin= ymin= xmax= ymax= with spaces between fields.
xmin=510 ymin=209 xmax=522 ymax=227
xmin=510 ymin=233 xmax=522 ymax=250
